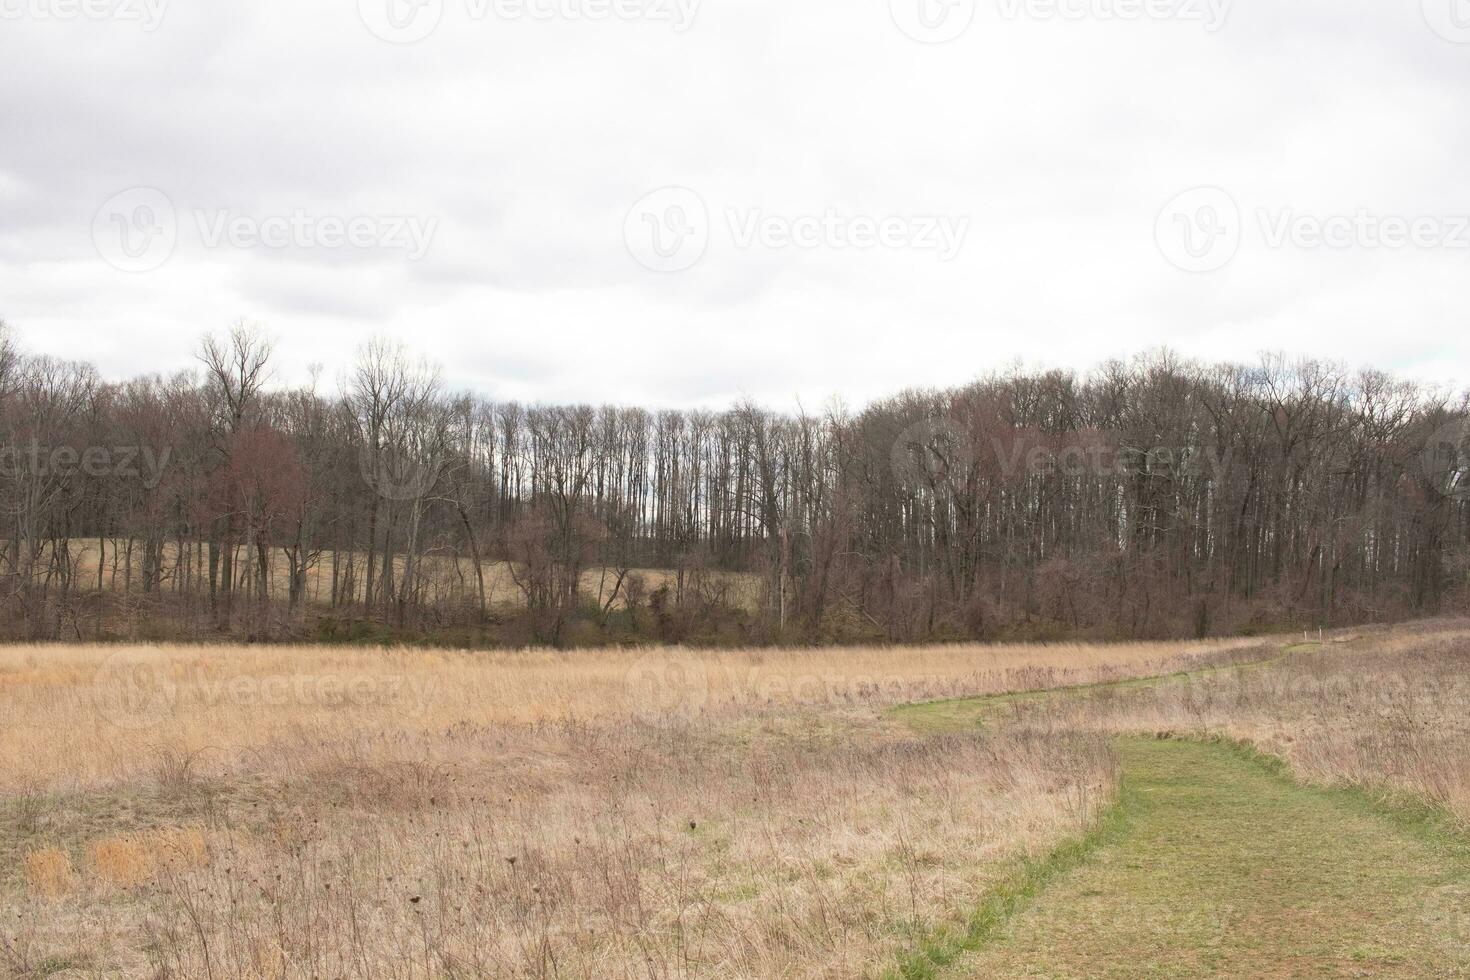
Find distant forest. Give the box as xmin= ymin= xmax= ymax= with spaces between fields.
xmin=1 ymin=321 xmax=1466 ymax=645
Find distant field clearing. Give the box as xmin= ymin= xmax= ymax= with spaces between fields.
xmin=37 ymin=537 xmax=763 ymax=611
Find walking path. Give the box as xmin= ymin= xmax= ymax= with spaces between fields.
xmin=892 ymin=651 xmax=1470 ymax=978
xmin=951 ymin=737 xmax=1470 ymax=977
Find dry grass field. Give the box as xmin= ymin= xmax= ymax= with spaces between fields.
xmin=3 ymin=626 xmax=1468 ymax=977
xmin=0 ymin=638 xmax=1266 ymax=790
xmin=973 ymin=622 xmax=1470 ymax=821
xmin=0 ymin=637 xmax=1266 ymax=977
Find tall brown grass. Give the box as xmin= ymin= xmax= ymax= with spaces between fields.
xmin=0 ymin=637 xmax=1262 ymax=791
xmin=11 ymin=625 xmax=1465 ymax=977
xmin=994 ymin=622 xmax=1470 ymax=820
xmin=0 ymin=637 xmax=1249 ymax=977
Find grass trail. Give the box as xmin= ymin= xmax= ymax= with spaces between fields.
xmin=932 ymin=737 xmax=1470 ymax=978
xmin=890 ymin=642 xmax=1307 ymax=734
xmin=891 ymin=641 xmax=1470 ymax=979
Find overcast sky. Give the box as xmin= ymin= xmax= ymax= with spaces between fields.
xmin=1 ymin=0 xmax=1466 ymax=408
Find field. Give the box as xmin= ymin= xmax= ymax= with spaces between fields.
xmin=50 ymin=538 xmax=764 ymax=612
xmin=3 ymin=626 xmax=1469 ymax=977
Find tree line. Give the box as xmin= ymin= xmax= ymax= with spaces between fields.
xmin=1 ymin=321 xmax=1465 ymax=644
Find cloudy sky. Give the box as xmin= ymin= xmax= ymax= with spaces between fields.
xmin=1 ymin=0 xmax=1466 ymax=408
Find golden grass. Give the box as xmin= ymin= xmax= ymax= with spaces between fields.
xmin=0 ymin=637 xmax=1264 ymax=791
xmin=23 ymin=848 xmax=74 ymax=900
xmin=19 ymin=624 xmax=1470 ymax=977
xmin=0 ymin=635 xmax=1261 ymax=977
xmin=86 ymin=826 xmax=210 ymax=890
xmin=987 ymin=622 xmax=1470 ymax=821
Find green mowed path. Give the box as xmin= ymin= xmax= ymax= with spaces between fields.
xmin=950 ymin=737 xmax=1470 ymax=978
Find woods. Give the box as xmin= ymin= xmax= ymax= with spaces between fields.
xmin=0 ymin=321 xmax=1465 ymax=645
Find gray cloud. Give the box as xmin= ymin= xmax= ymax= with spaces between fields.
xmin=0 ymin=0 xmax=1466 ymax=406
